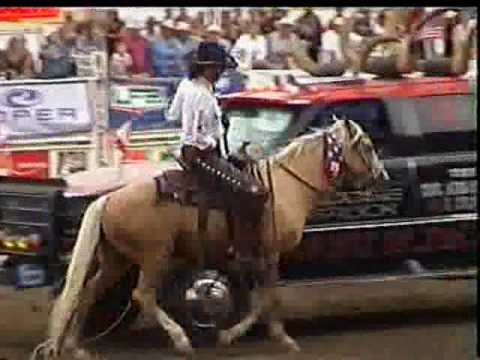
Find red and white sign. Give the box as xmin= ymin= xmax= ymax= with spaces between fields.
xmin=9 ymin=151 xmax=49 ymax=180
xmin=0 ymin=8 xmax=61 ymax=22
xmin=0 ymin=150 xmax=11 ymax=176
xmin=122 ymin=150 xmax=146 ymax=164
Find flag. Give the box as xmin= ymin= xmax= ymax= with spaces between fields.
xmin=115 ymin=121 xmax=132 ymax=157
xmin=415 ymin=26 xmax=444 ymax=40
xmin=324 ymin=132 xmax=344 ymax=181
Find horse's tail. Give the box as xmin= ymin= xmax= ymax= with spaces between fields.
xmin=47 ymin=195 xmax=109 ymax=353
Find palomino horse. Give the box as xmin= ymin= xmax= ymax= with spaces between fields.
xmin=44 ymin=118 xmax=387 ymax=359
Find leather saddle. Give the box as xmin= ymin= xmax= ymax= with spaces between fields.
xmin=154 ymin=151 xmax=226 ymax=210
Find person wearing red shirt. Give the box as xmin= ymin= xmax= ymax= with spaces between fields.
xmin=123 ymin=24 xmax=152 ymax=76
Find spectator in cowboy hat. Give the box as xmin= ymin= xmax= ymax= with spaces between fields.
xmin=266 ymin=17 xmax=299 ymax=69
xmin=142 ymin=16 xmax=160 ymax=44
xmin=205 ymin=24 xmax=232 ymax=51
xmin=151 ymin=19 xmax=184 ymax=77
xmin=176 ymin=21 xmax=200 ymax=75
xmin=177 ymin=21 xmax=198 ymax=51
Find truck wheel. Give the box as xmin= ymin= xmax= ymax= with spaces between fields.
xmin=51 ymin=266 xmax=140 ymax=338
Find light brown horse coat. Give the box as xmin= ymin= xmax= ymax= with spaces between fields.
xmin=46 ymin=119 xmax=386 ymax=359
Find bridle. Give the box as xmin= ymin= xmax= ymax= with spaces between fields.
xmin=274 ymin=122 xmax=378 ymax=195
xmin=345 ymin=122 xmax=376 ymax=176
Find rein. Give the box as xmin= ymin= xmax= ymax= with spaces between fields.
xmin=277 ymin=161 xmax=325 ymax=194
xmin=265 ymin=160 xmax=278 ymax=251
xmin=274 ymin=124 xmax=369 ymax=195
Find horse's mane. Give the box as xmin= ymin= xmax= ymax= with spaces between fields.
xmin=255 ymin=119 xmax=363 ymax=170
xmin=270 ymin=130 xmax=325 ymax=164
xmin=268 ymin=120 xmax=351 ymax=165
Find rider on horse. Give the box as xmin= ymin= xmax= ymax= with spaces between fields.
xmin=168 ymin=42 xmax=269 ymax=255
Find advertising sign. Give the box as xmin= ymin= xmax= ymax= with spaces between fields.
xmin=0 ymin=8 xmax=61 ymax=22
xmin=123 ymin=150 xmax=147 ymax=163
xmin=57 ymin=151 xmax=88 ymax=177
xmin=0 ymin=150 xmax=11 ymax=176
xmin=9 ymin=151 xmax=49 ymax=179
xmin=0 ymin=80 xmax=93 ymax=139
xmin=109 ymin=77 xmax=181 ymax=131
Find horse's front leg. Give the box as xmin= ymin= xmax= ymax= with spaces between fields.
xmin=218 ymin=253 xmax=300 ymax=351
xmin=263 ymin=257 xmax=300 ymax=353
xmin=217 ymin=279 xmax=268 ymax=347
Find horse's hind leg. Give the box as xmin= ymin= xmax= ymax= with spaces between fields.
xmin=63 ymin=241 xmax=131 ymax=358
xmin=132 ymin=255 xmax=193 ymax=356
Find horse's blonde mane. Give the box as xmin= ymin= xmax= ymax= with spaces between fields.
xmin=256 ymin=119 xmax=365 ymax=171
xmin=270 ymin=130 xmax=326 ymax=165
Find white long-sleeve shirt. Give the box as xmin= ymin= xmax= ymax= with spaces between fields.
xmin=231 ymin=34 xmax=267 ymax=70
xmin=320 ymin=30 xmax=344 ymax=63
xmin=168 ymin=76 xmax=225 ymax=155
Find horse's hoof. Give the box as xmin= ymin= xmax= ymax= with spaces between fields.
xmin=43 ymin=346 xmax=60 ymax=359
xmin=283 ymin=338 xmax=301 ymax=353
xmin=129 ymin=313 xmax=157 ymax=331
xmin=174 ymin=339 xmax=194 ymax=357
xmin=217 ymin=330 xmax=233 ymax=348
xmin=72 ymin=348 xmax=105 ymax=360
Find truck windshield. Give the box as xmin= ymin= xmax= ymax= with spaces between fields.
xmin=225 ymin=108 xmax=294 ymax=156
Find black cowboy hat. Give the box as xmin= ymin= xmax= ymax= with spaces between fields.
xmin=193 ymin=41 xmax=238 ymax=70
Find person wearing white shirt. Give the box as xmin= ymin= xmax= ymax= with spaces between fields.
xmin=320 ymin=17 xmax=345 ymax=64
xmin=266 ymin=17 xmax=299 ymax=69
xmin=231 ymin=23 xmax=267 ymax=70
xmin=169 ymin=42 xmax=268 ymax=224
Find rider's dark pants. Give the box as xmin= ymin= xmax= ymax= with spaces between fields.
xmin=181 ymin=144 xmax=268 ymax=224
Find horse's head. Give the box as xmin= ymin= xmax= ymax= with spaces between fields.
xmin=271 ymin=117 xmax=388 ymax=198
xmin=330 ymin=116 xmax=389 ymax=191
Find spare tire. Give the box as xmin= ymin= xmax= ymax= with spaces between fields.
xmin=357 ymin=36 xmax=412 ymax=77
xmin=291 ymin=40 xmax=346 ymax=77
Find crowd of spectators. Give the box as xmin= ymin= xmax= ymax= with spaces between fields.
xmin=0 ymin=8 xmax=476 ymax=81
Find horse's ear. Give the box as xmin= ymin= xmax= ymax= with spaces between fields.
xmin=344 ymin=118 xmax=354 ymax=137
xmin=332 ymin=113 xmax=341 ymax=123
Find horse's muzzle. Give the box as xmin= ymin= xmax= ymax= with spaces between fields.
xmin=381 ymin=167 xmax=390 ymax=181
xmin=367 ymin=165 xmax=389 ymax=191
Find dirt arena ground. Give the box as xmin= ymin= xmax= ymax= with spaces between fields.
xmin=0 ymin=278 xmax=476 ymax=360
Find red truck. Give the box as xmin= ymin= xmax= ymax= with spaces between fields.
xmin=0 ymin=73 xmax=476 ymax=338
